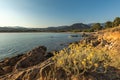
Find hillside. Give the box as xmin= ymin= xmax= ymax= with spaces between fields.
xmin=0 ymin=26 xmax=120 ymax=80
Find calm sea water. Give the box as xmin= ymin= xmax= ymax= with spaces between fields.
xmin=0 ymin=33 xmax=82 ymax=60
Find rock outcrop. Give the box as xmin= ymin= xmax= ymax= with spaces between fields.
xmin=0 ymin=46 xmax=49 ymax=80
xmin=0 ymin=58 xmax=54 ymax=80
xmin=14 ymin=46 xmax=47 ymax=69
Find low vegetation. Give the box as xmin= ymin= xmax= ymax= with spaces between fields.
xmin=41 ymin=41 xmax=120 ymax=80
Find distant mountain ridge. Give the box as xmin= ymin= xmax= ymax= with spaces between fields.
xmin=45 ymin=23 xmax=90 ymax=32
xmin=0 ymin=23 xmax=90 ymax=32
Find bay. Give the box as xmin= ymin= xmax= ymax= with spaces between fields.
xmin=0 ymin=33 xmax=82 ymax=60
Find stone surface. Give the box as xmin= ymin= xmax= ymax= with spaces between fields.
xmin=0 ymin=46 xmax=47 ymax=77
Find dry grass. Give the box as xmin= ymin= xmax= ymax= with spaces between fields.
xmin=103 ymin=31 xmax=120 ymax=41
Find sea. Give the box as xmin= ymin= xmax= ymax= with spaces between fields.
xmin=0 ymin=33 xmax=82 ymax=60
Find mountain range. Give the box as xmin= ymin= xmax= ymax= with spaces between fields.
xmin=0 ymin=23 xmax=104 ymax=32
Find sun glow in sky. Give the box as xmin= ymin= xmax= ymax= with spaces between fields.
xmin=0 ymin=0 xmax=120 ymax=28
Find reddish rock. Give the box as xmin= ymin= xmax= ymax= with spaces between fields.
xmin=0 ymin=46 xmax=47 ymax=77
xmin=15 ymin=46 xmax=47 ymax=69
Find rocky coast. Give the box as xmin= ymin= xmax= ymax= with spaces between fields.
xmin=0 ymin=27 xmax=120 ymax=80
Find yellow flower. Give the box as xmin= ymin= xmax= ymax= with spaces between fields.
xmin=89 ymin=61 xmax=93 ymax=64
xmin=59 ymin=61 xmax=63 ymax=64
xmin=52 ymin=57 xmax=55 ymax=60
xmin=83 ymin=59 xmax=86 ymax=61
xmin=73 ymin=60 xmax=77 ymax=64
xmin=94 ymin=63 xmax=98 ymax=67
xmin=72 ymin=54 xmax=75 ymax=57
xmin=90 ymin=53 xmax=93 ymax=57
xmin=82 ymin=61 xmax=86 ymax=65
xmin=87 ymin=56 xmax=90 ymax=60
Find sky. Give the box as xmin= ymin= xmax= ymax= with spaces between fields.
xmin=0 ymin=0 xmax=120 ymax=28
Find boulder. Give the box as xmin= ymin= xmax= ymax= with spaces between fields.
xmin=14 ymin=46 xmax=47 ymax=69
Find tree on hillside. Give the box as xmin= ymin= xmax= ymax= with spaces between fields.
xmin=105 ymin=21 xmax=112 ymax=28
xmin=113 ymin=17 xmax=120 ymax=27
xmin=91 ymin=23 xmax=102 ymax=31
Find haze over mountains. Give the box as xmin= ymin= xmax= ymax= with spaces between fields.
xmin=0 ymin=23 xmax=104 ymax=32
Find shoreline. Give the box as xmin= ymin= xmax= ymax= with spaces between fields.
xmin=0 ymin=27 xmax=120 ymax=80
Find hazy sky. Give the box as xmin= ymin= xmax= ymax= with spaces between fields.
xmin=0 ymin=0 xmax=120 ymax=28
